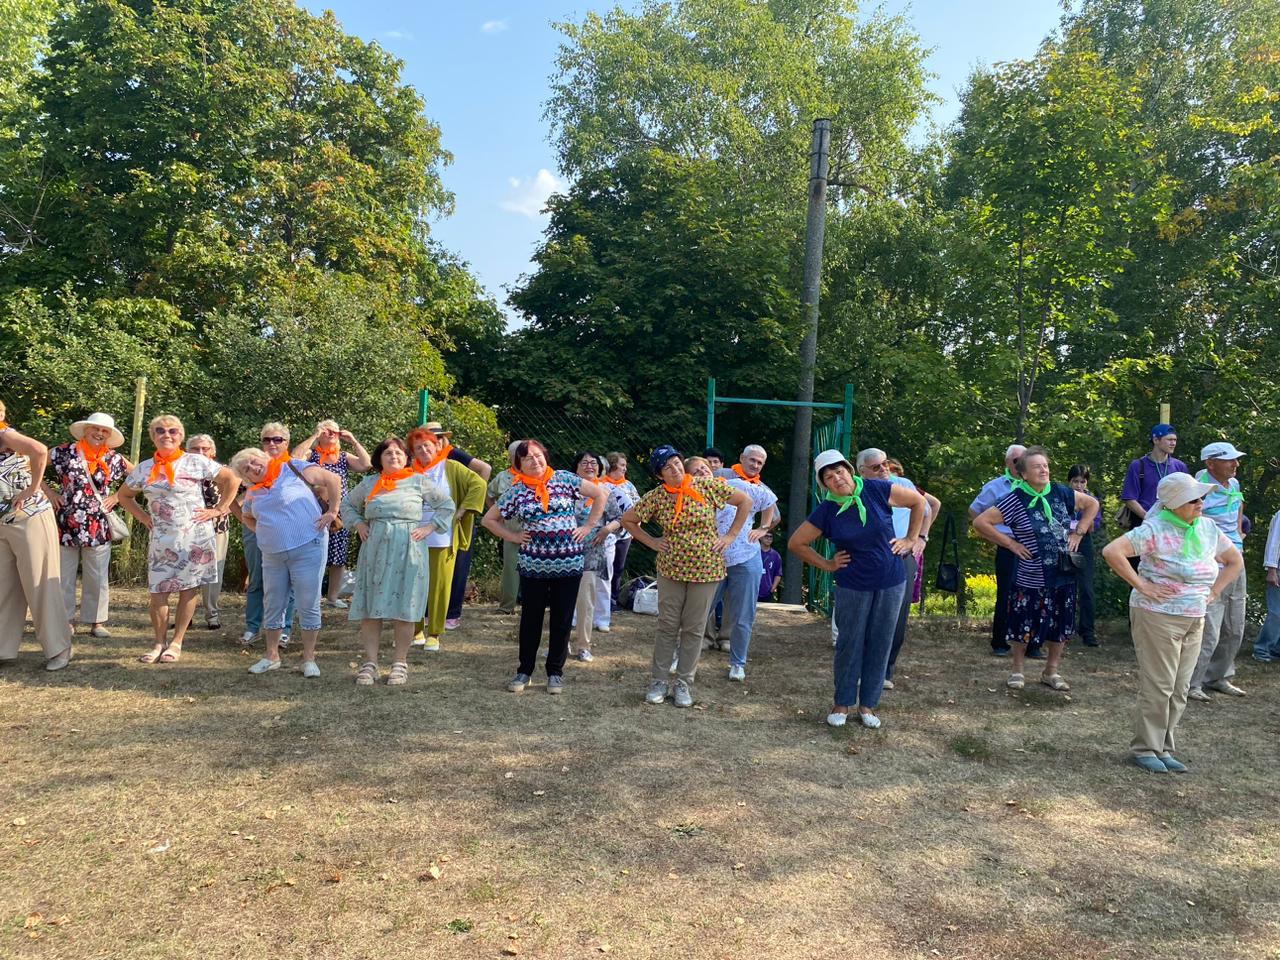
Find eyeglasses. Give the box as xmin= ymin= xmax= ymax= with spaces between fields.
xmin=154 ymin=427 xmax=181 ymax=436
xmin=1190 ymin=497 xmax=1206 ymax=504
xmin=260 ymin=436 xmax=286 ymax=444
xmin=866 ymin=461 xmax=890 ymax=472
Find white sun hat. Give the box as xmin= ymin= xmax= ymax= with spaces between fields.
xmin=1200 ymin=441 xmax=1245 ymax=462
xmin=1155 ymin=472 xmax=1218 ymax=510
xmin=69 ymin=412 xmax=125 ymax=448
xmin=813 ymin=449 xmax=854 ymax=478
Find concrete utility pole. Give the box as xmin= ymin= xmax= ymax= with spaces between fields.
xmin=783 ymin=118 xmax=832 ymax=604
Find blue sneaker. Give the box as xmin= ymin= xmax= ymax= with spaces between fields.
xmin=1132 ymin=756 xmax=1168 ymax=774
xmin=1027 ymin=647 xmax=1047 ymax=660
xmin=992 ymin=647 xmax=1011 ymax=657
xmin=1253 ymin=653 xmax=1274 ymax=663
xmin=1159 ymin=755 xmax=1188 ymax=773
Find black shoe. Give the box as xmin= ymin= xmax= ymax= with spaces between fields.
xmin=992 ymin=647 xmax=1011 ymax=657
xmin=1027 ymin=647 xmax=1047 ymax=660
xmin=1082 ymin=636 xmax=1100 ymax=647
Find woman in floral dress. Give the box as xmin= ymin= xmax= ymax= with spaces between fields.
xmin=43 ymin=412 xmax=132 ymax=638
xmin=118 ymin=415 xmax=238 ymax=663
xmin=293 ymin=419 xmax=372 ymax=607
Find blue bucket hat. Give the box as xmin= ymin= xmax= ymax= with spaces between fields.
xmin=649 ymin=445 xmax=681 ymax=478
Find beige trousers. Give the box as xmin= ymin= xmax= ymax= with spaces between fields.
xmin=202 ymin=528 xmax=230 ymax=622
xmin=0 ymin=509 xmax=72 ymax=659
xmin=1130 ymin=606 xmax=1203 ymax=758
xmin=651 ymin=577 xmax=719 ymax=683
xmin=571 ymin=572 xmax=598 ymax=653
xmin=61 ymin=542 xmax=112 ymax=623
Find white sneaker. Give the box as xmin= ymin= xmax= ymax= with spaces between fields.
xmin=248 ymin=658 xmax=280 ymax=675
xmin=1205 ymin=679 xmax=1247 ymax=697
xmin=826 ymin=711 xmax=848 ymax=727
xmin=881 ymin=679 xmax=895 ymax=691
xmin=239 ymin=630 xmax=256 ymax=646
xmin=672 ymin=679 xmax=693 ymax=708
xmin=728 ymin=665 xmax=745 ymax=682
xmin=1187 ymin=686 xmax=1212 ymax=702
xmin=300 ymin=661 xmax=321 ymax=679
xmin=328 ymin=598 xmax=348 ymax=609
xmin=575 ymin=649 xmax=594 ymax=663
xmin=645 ymin=680 xmax=669 ymax=705
xmin=859 ymin=712 xmax=882 ymax=729
xmin=594 ymin=624 xmax=611 ymax=633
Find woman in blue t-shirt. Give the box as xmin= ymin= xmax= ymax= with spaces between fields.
xmin=973 ymin=446 xmax=1099 ymax=694
xmin=789 ymin=450 xmax=925 ymax=730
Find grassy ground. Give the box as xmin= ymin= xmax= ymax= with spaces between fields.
xmin=3 ymin=588 xmax=1279 ymax=960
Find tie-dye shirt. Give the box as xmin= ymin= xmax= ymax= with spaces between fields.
xmin=1124 ymin=513 xmax=1233 ymax=618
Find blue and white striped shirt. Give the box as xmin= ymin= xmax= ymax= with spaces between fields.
xmin=243 ymin=459 xmax=323 ymax=554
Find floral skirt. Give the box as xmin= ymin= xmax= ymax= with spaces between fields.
xmin=1005 ymin=583 xmax=1076 ymax=647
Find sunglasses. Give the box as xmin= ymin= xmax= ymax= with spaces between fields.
xmin=260 ymin=436 xmax=286 ymax=444
xmin=153 ymin=427 xmax=182 ymax=436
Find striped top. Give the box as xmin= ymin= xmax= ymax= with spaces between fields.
xmin=994 ymin=482 xmax=1075 ymax=590
xmin=1195 ymin=470 xmax=1243 ymax=549
xmin=497 ymin=469 xmax=585 ymax=578
xmin=242 ymin=458 xmax=323 ymax=554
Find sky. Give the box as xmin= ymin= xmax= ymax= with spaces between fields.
xmin=304 ymin=1 xmax=1066 ymax=318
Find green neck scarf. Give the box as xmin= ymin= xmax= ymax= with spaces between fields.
xmin=1003 ymin=468 xmax=1017 ymax=484
xmin=1158 ymin=509 xmax=1210 ymax=557
xmin=826 ymin=475 xmax=867 ymax=525
xmin=1014 ymin=479 xmax=1052 ymax=520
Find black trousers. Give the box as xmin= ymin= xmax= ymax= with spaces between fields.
xmin=610 ymin=538 xmax=632 ymax=605
xmin=886 ymin=553 xmax=918 ymax=679
xmin=517 ymin=573 xmax=581 ymax=677
xmin=993 ymin=546 xmax=1017 ymax=651
xmin=1076 ymin=534 xmax=1096 ymax=641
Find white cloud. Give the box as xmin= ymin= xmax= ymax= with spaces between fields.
xmin=500 ymin=169 xmax=564 ymax=219
xmin=481 ymin=19 xmax=508 ymax=34
xmin=382 ymin=30 xmax=413 ymax=40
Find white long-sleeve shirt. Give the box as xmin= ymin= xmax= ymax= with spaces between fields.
xmin=1265 ymin=510 xmax=1280 ymax=571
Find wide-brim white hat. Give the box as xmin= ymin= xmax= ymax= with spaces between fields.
xmin=69 ymin=412 xmax=124 ymax=448
xmin=814 ymin=449 xmax=854 ymax=479
xmin=1157 ymin=472 xmax=1218 ymax=509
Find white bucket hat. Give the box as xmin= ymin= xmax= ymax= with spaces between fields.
xmin=813 ymin=449 xmax=854 ymax=480
xmin=1155 ymin=472 xmax=1218 ymax=510
xmin=1201 ymin=441 xmax=1245 ymax=462
xmin=69 ymin=412 xmax=125 ymax=448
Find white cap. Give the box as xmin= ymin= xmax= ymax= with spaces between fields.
xmin=69 ymin=412 xmax=125 ymax=447
xmin=814 ymin=449 xmax=853 ymax=478
xmin=1156 ymin=472 xmax=1218 ymax=509
xmin=1201 ymin=441 xmax=1245 ymax=462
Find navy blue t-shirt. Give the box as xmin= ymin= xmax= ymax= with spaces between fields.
xmin=805 ymin=478 xmax=906 ymax=592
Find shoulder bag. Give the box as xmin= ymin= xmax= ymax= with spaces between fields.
xmin=86 ymin=466 xmax=130 ymax=544
xmin=286 ymin=460 xmax=344 ymax=533
xmin=1113 ymin=458 xmax=1145 ymax=530
xmin=933 ymin=513 xmax=961 ymax=593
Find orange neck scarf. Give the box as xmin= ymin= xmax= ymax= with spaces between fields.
xmin=315 ymin=442 xmax=340 ymax=466
xmin=369 ymin=467 xmax=414 ymax=500
xmin=513 ymin=467 xmax=554 ymax=511
xmin=251 ymin=452 xmax=291 ymax=492
xmin=601 ymin=474 xmax=628 ymax=486
xmin=663 ymin=475 xmax=706 ymax=525
xmin=0 ymin=421 xmax=8 ymax=431
xmin=413 ymin=444 xmax=452 ymax=475
xmin=731 ymin=464 xmax=760 ymax=484
xmin=78 ymin=440 xmax=112 ymax=481
xmin=147 ymin=448 xmax=184 ymax=487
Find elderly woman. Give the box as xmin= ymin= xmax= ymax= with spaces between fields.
xmin=1103 ymin=473 xmax=1243 ymax=773
xmin=601 ymin=452 xmax=640 ymax=608
xmin=119 ymin=415 xmax=237 ymax=663
xmin=407 ymin=425 xmax=487 ymax=652
xmin=482 ymin=439 xmax=605 ymax=694
xmin=341 ymin=437 xmax=455 ymax=685
xmin=972 ymin=445 xmax=1099 ymax=694
xmin=789 ymin=450 xmax=924 ymax=729
xmin=569 ymin=450 xmax=626 ymax=662
xmin=43 ymin=412 xmax=132 ymax=638
xmin=229 ymin=444 xmax=340 ymax=677
xmin=293 ymin=419 xmax=372 ymax=608
xmin=186 ymin=434 xmax=230 ymax=630
xmin=622 ymin=446 xmax=750 ymax=708
xmin=0 ymin=402 xmax=73 ymax=670
xmin=237 ymin=423 xmax=296 ymax=646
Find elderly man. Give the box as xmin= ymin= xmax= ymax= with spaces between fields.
xmin=1188 ymin=441 xmax=1248 ymax=702
xmin=857 ymin=449 xmax=939 ymax=688
xmin=708 ymin=444 xmax=779 ymax=681
xmin=969 ymin=444 xmax=1028 ymax=657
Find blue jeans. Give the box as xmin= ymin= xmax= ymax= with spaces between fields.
xmin=262 ymin=533 xmax=326 ymax=632
xmin=832 ymin=581 xmax=906 ymax=710
xmin=243 ymin=526 xmax=295 ymax=634
xmin=1253 ymin=583 xmax=1280 ymax=660
xmin=722 ymin=551 xmax=763 ymax=668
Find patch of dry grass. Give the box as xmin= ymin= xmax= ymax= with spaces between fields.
xmin=3 ymin=590 xmax=1279 ymax=959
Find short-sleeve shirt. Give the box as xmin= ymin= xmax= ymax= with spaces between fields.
xmin=49 ymin=441 xmax=129 ymax=547
xmin=805 ymin=478 xmax=904 ymax=592
xmin=759 ymin=548 xmax=782 ymax=600
xmin=633 ymin=477 xmax=735 ymax=583
xmin=448 ymin=446 xmax=475 ymax=468
xmin=888 ymin=475 xmax=922 ymax=539
xmin=497 ymin=469 xmax=584 ymax=578
xmin=242 ymin=459 xmax=323 ymax=555
xmin=993 ymin=483 xmax=1076 ymax=590
xmin=1120 ymin=455 xmax=1189 ymax=511
xmin=715 ymin=477 xmax=777 ymax=567
xmin=1196 ymin=470 xmax=1244 ymax=549
xmin=970 ymin=473 xmax=1016 ymax=536
xmin=1125 ymin=513 xmax=1230 ymax=618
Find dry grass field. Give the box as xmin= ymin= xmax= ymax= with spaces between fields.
xmin=3 ymin=588 xmax=1279 ymax=960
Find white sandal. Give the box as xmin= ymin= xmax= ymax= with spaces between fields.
xmin=1006 ymin=673 xmax=1025 ymax=690
xmin=1040 ymin=673 xmax=1070 ymax=691
xmin=354 ymin=661 xmax=379 ymax=686
xmin=386 ymin=661 xmax=409 ymax=686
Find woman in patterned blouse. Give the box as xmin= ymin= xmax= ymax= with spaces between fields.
xmin=621 ymin=446 xmax=750 ymax=709
xmin=481 ymin=439 xmax=605 ymax=695
xmin=186 ymin=434 xmax=230 ymax=630
xmin=43 ymin=412 xmax=132 ymax=638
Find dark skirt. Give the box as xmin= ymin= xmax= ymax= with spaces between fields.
xmin=1005 ymin=583 xmax=1076 ymax=647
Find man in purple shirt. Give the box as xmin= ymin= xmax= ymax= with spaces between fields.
xmin=1120 ymin=424 xmax=1189 ymax=524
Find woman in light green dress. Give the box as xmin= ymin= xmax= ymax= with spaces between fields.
xmin=341 ymin=437 xmax=454 ymax=686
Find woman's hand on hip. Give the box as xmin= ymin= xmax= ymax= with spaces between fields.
xmin=313 ymin=510 xmax=337 ymax=530
xmin=410 ymin=526 xmax=430 ymax=542
xmin=1065 ymin=532 xmax=1083 ymax=553
xmin=825 ymin=550 xmax=851 ymax=573
xmin=355 ymin=521 xmax=371 ymax=542
xmin=1137 ymin=578 xmax=1177 ymax=602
